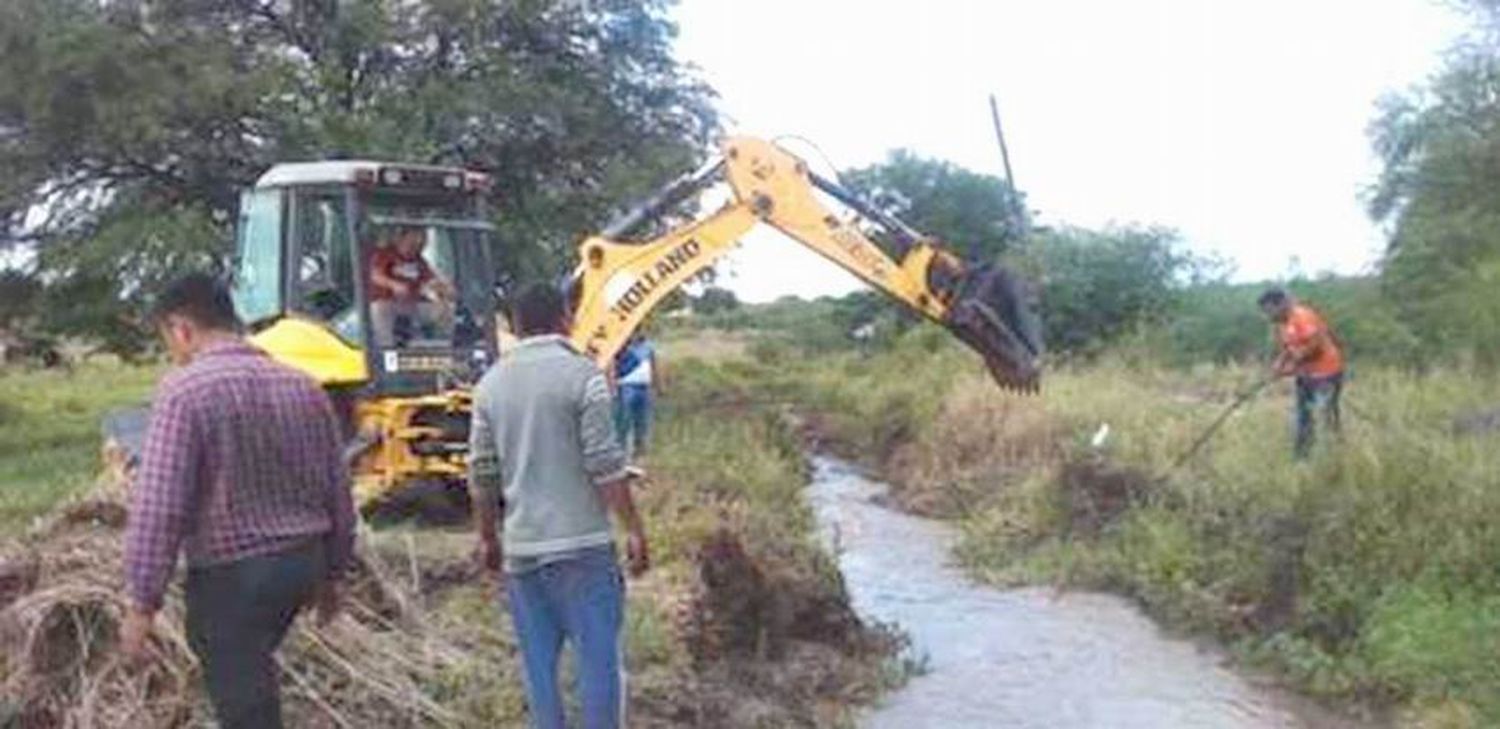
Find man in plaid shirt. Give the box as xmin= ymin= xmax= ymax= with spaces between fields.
xmin=120 ymin=274 xmax=355 ymax=729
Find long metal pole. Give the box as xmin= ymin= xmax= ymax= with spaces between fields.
xmin=989 ymin=93 xmax=1017 ymax=192
xmin=1168 ymin=376 xmax=1277 ymax=471
xmin=989 ymin=93 xmax=1027 ymax=231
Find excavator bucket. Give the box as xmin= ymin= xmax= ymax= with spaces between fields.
xmin=944 ymin=263 xmax=1044 ymax=392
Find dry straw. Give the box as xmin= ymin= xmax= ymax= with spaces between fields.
xmin=0 ymin=487 xmax=478 ymax=729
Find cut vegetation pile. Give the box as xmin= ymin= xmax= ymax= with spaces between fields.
xmin=0 ymin=482 xmax=513 ymax=728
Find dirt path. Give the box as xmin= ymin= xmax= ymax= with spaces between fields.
xmin=808 ymin=457 xmax=1368 ymax=729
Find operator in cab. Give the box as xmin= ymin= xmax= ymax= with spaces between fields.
xmin=369 ymin=225 xmax=456 ymax=347
xmin=1259 ymin=287 xmax=1345 ymax=459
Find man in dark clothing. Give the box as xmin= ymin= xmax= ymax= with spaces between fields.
xmin=121 ymin=274 xmax=356 ymax=729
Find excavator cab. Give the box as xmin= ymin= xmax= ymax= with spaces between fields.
xmin=105 ymin=162 xmax=502 ymax=513
xmin=235 ymin=162 xmax=500 ymax=508
xmin=233 ymin=162 xmax=500 ymax=390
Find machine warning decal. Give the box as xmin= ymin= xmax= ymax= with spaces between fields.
xmin=383 ymin=350 xmax=455 ymax=373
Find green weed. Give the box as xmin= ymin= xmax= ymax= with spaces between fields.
xmin=0 ymin=362 xmax=157 ymax=529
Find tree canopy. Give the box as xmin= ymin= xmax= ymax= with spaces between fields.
xmin=0 ymin=0 xmax=716 ymax=350
xmin=1367 ymin=0 xmax=1500 ymax=363
xmin=842 ymin=149 xmax=1027 ymax=262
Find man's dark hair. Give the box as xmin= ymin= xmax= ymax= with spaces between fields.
xmin=1257 ymin=287 xmax=1289 ymax=308
xmin=512 ymin=282 xmax=567 ymax=336
xmin=152 ymin=274 xmax=242 ymax=331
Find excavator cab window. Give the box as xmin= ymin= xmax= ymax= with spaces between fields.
xmin=361 ymin=189 xmax=492 ymax=349
xmin=290 ymin=187 xmax=360 ymax=340
xmin=232 ymin=188 xmax=286 ymax=325
xmin=360 ymin=187 xmax=498 ymax=390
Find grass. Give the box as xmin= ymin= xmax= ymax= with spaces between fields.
xmin=0 ymin=361 xmax=157 ymax=530
xmin=747 ymin=326 xmax=1500 ymax=727
xmin=0 ymin=348 xmax=901 ymax=726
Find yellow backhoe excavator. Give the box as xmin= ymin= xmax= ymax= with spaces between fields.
xmin=103 ymin=136 xmax=1043 ymax=517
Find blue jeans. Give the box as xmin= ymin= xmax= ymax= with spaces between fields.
xmin=1294 ymin=373 xmax=1343 ymax=459
xmin=506 ymin=547 xmax=625 ymax=729
xmin=613 ymin=385 xmax=653 ymax=456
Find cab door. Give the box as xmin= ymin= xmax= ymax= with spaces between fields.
xmin=286 ymin=186 xmax=363 ymax=344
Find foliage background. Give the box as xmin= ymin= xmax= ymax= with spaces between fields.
xmin=0 ymin=0 xmax=716 ymax=353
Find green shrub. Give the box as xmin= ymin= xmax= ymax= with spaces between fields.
xmin=1360 ymin=585 xmax=1500 ymax=714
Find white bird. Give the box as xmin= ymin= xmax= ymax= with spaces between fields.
xmin=1090 ymin=423 xmax=1112 ymax=449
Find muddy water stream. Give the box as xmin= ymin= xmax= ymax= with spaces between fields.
xmin=808 ymin=457 xmax=1365 ymax=729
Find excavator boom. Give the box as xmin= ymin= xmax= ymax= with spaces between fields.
xmin=569 ymin=136 xmax=1044 ymax=391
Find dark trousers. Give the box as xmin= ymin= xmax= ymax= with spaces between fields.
xmin=184 ymin=541 xmax=325 ymax=729
xmin=1294 ymin=373 xmax=1343 ymax=459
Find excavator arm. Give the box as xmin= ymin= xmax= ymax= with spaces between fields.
xmin=569 ymin=136 xmax=1044 ymax=391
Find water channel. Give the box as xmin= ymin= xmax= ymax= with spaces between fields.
xmin=807 ymin=457 xmax=1365 ymax=729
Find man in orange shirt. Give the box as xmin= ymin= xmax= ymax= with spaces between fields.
xmin=1259 ymin=288 xmax=1345 ymax=458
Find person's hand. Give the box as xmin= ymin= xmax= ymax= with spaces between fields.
xmin=383 ymin=280 xmax=412 ymax=299
xmin=625 ymin=527 xmax=650 ymax=577
xmin=311 ymin=580 xmax=344 ymax=627
xmin=120 ymin=606 xmax=155 ymax=664
xmin=426 ymin=280 xmax=455 ymax=303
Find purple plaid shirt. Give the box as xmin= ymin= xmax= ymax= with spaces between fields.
xmin=124 ymin=339 xmax=355 ymax=611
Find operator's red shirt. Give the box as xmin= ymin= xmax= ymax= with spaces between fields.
xmin=370 ymin=248 xmax=434 ymax=302
xmin=1279 ymin=304 xmax=1344 ymax=378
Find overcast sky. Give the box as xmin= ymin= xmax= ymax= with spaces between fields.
xmin=671 ymin=0 xmax=1468 ymax=302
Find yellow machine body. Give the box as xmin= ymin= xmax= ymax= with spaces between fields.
xmin=349 ymin=389 xmax=472 ymax=506
xmin=249 ymin=317 xmax=369 ymax=386
xmin=567 ymin=136 xmax=1041 ymax=394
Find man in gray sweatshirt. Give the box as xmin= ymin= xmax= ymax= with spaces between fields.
xmin=469 ymin=283 xmax=648 ymax=729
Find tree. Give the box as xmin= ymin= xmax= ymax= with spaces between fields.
xmin=0 ymin=0 xmax=716 ymax=351
xmin=0 ymin=269 xmax=41 ymax=334
xmin=1021 ymin=226 xmax=1192 ymax=354
xmin=691 ymin=286 xmax=740 ymax=315
xmin=1366 ymin=3 xmax=1500 ymax=363
xmin=842 ymin=149 xmax=1027 ymax=263
xmin=838 ymin=152 xmax=1199 ymax=355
